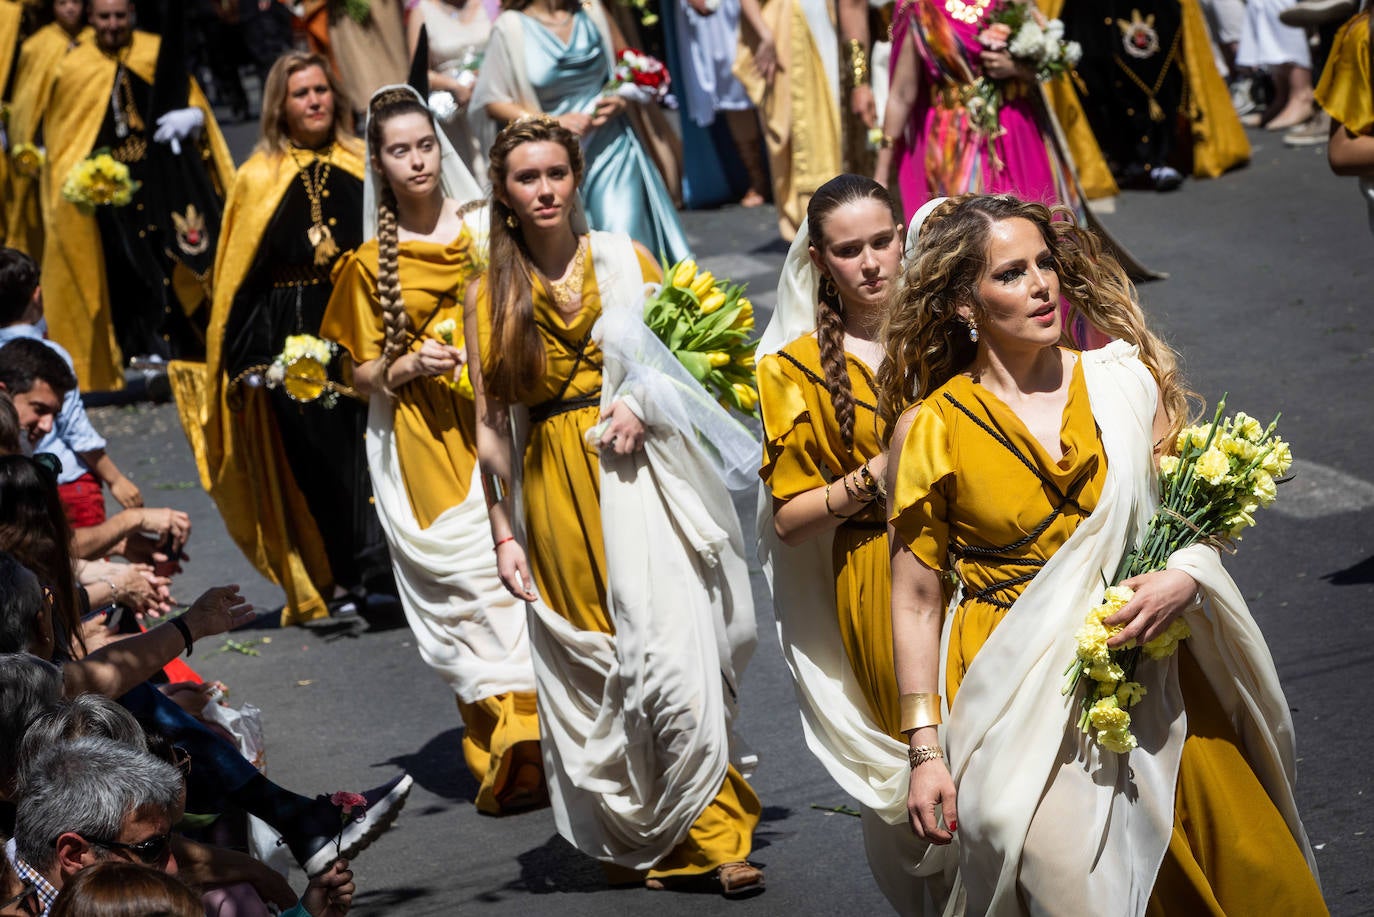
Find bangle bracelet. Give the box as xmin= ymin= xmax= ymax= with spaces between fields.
xmin=100 ymin=576 xmax=121 ymax=604
xmin=908 ymin=744 xmax=944 ymax=769
xmin=841 ymin=471 xmax=862 ymax=503
xmin=845 ymin=38 xmax=869 ymax=87
xmin=170 ymin=617 xmax=194 ymax=656
xmin=899 ymin=692 xmax=943 ymax=733
xmin=824 ymin=481 xmax=851 ymax=520
xmin=493 ymin=535 xmax=516 ymax=550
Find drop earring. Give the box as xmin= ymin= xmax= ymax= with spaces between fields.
xmin=505 ymin=213 xmax=519 ymax=229
xmin=968 ymin=321 xmax=979 ymax=343
xmin=822 ymin=276 xmax=838 ymax=299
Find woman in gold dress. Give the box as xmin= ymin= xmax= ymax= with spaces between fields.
xmin=320 ymin=85 xmax=543 ymax=815
xmin=466 ymin=117 xmax=764 ymax=896
xmin=173 ymin=51 xmax=387 ymax=627
xmin=757 ymin=174 xmax=923 ymax=910
xmin=877 ymin=194 xmax=1326 ymax=914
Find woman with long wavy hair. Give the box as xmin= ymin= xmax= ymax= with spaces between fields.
xmin=171 ymin=50 xmax=389 ymax=627
xmin=466 ymin=116 xmax=764 ymax=896
xmin=876 ymin=193 xmax=1325 ymax=914
xmin=320 ymin=85 xmax=543 ymax=816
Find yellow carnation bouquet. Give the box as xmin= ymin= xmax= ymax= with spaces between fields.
xmin=10 ymin=143 xmax=45 ymax=178
xmin=267 ymin=334 xmax=341 ymax=406
xmin=431 ymin=318 xmax=474 ymax=399
xmin=644 ymin=258 xmax=759 ymax=419
xmin=1064 ymin=398 xmax=1293 ymax=753
xmin=61 ymin=149 xmax=139 ymax=214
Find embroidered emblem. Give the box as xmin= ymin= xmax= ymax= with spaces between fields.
xmin=1116 ymin=9 xmax=1160 ymax=60
xmin=172 ymin=204 xmax=209 ymax=256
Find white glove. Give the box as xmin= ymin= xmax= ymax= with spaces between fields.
xmin=153 ymin=107 xmax=205 ymax=155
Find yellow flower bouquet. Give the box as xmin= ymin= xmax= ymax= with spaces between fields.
xmin=10 ymin=143 xmax=45 ymax=178
xmin=644 ymin=258 xmax=759 ymax=419
xmin=267 ymin=334 xmax=341 ymax=406
xmin=1064 ymin=398 xmax=1293 ymax=753
xmin=431 ymin=318 xmax=474 ymax=399
xmin=61 ymin=149 xmax=139 ymax=214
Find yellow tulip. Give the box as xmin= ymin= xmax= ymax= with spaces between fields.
xmin=671 ymin=259 xmax=698 ymax=288
xmin=732 ymin=383 xmax=758 ymax=410
xmin=708 ymin=351 xmax=730 ymax=368
xmin=734 ymin=354 xmax=755 ymax=369
xmin=699 ymin=290 xmax=727 ymax=314
xmin=689 ymin=272 xmax=716 ymax=300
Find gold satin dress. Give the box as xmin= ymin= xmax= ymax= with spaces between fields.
xmin=1316 ymin=12 xmax=1372 ymax=137
xmin=758 ymin=335 xmax=900 ymax=737
xmin=476 ymin=245 xmax=762 ymax=878
xmin=890 ymin=354 xmax=1326 ymax=914
xmin=322 ymin=232 xmax=542 ymax=815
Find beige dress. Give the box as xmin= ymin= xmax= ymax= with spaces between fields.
xmin=330 ymin=0 xmax=410 ymax=113
xmin=415 ymin=0 xmax=492 ymax=179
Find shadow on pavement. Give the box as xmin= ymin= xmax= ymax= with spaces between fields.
xmin=385 ymin=727 xmax=480 ymax=804
xmin=1321 ymin=554 xmax=1374 ymax=586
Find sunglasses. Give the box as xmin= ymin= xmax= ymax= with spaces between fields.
xmin=0 ymin=881 xmax=39 ymax=915
xmin=77 ymin=831 xmax=174 ymax=866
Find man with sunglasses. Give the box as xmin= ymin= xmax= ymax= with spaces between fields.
xmin=7 ymin=737 xmax=180 ymax=915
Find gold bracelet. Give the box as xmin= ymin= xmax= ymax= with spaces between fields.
xmin=856 ymin=461 xmax=881 ymax=497
xmin=907 ymin=744 xmax=944 ymax=769
xmin=846 ymin=38 xmax=870 ymax=87
xmin=899 ymin=692 xmax=943 ymax=733
xmin=841 ymin=470 xmax=863 ymax=503
xmin=824 ymin=481 xmax=852 ymax=520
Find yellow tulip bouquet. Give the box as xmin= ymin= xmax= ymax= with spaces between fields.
xmin=645 ymin=258 xmax=759 ymax=419
xmin=61 ymin=149 xmax=139 ymax=214
xmin=1064 ymin=399 xmax=1293 ymax=754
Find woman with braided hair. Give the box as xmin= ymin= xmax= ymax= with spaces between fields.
xmin=755 ymin=174 xmax=925 ymax=910
xmin=320 ymin=85 xmax=544 ymax=815
xmin=466 ymin=116 xmax=764 ymax=895
xmin=877 ymin=193 xmax=1324 ymax=913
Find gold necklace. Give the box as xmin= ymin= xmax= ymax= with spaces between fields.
xmin=543 ymin=238 xmax=587 ymax=310
xmin=288 ymin=144 xmax=338 ymax=266
xmin=944 ymin=0 xmax=991 ymax=25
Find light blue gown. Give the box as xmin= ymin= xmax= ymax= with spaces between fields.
xmin=520 ymin=13 xmax=692 ymax=262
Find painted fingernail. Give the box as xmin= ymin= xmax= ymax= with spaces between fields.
xmin=948 ymin=820 xmax=958 ymax=832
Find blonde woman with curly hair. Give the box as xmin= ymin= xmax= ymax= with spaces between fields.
xmin=878 ymin=194 xmax=1325 ymax=914
xmin=319 ymin=86 xmax=544 ymax=816
xmin=466 ymin=116 xmax=764 ymax=896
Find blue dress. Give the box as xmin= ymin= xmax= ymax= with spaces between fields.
xmin=521 ymin=12 xmax=692 ymax=262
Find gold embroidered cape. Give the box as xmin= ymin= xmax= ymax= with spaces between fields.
xmin=39 ymin=31 xmax=234 ymax=391
xmin=168 ymin=141 xmax=367 ymax=626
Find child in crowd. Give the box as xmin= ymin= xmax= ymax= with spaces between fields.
xmin=0 ymin=248 xmax=143 ymax=526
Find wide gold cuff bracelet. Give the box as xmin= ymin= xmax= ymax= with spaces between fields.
xmin=899 ymin=693 xmax=943 ymax=733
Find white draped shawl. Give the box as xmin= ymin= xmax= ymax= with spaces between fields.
xmin=941 ymin=341 xmax=1316 ymax=915
xmin=524 ymin=231 xmax=759 ymax=868
xmin=365 ymin=393 xmax=536 ymax=703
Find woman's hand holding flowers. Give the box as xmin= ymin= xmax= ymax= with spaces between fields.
xmin=1103 ymin=568 xmax=1199 ymax=649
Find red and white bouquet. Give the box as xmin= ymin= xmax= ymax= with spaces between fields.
xmin=962 ymin=1 xmax=1081 ymax=138
xmin=602 ymin=48 xmax=677 ymax=109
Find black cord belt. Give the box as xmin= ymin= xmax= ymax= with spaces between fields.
xmin=529 ymin=391 xmax=601 ymax=423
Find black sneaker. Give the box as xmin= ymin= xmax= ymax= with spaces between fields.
xmin=285 ymin=773 xmax=414 ymax=877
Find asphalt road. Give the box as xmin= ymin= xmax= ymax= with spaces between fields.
xmin=87 ymin=119 xmax=1373 ymax=915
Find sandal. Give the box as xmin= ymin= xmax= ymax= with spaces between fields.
xmin=716 ymin=861 xmax=765 ymax=898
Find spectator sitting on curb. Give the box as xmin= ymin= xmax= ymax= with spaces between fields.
xmin=0 ymin=250 xmax=143 ymax=527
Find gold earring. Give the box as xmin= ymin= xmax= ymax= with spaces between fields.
xmin=968 ymin=321 xmax=979 ymax=343
xmin=505 ymin=213 xmax=518 ymax=229
xmin=822 ymin=276 xmax=837 ymax=299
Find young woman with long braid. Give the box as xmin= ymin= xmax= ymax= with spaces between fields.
xmin=755 ymin=174 xmax=931 ymax=911
xmin=320 ymin=86 xmax=544 ymax=816
xmin=466 ymin=117 xmax=764 ymax=896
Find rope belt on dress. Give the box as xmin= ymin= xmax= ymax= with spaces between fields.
xmin=270 ymin=264 xmax=332 ymax=288
xmin=943 ymin=392 xmax=1092 ymax=610
xmin=528 ymin=391 xmax=601 ymax=423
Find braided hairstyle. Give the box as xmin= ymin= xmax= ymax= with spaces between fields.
xmin=806 ymin=174 xmax=902 ymax=449
xmin=482 ymin=116 xmax=585 ymax=403
xmin=366 ymin=89 xmax=435 ymax=391
xmin=875 ymin=194 xmax=1196 ymax=444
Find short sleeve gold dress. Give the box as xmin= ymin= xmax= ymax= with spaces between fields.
xmin=475 ymin=243 xmax=762 ymax=880
xmin=758 ymin=335 xmax=899 ymax=737
xmin=321 ymin=231 xmax=542 ymax=815
xmin=889 ymin=352 xmax=1325 ymax=913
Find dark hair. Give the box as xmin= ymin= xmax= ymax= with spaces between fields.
xmin=365 ymin=88 xmax=438 ymax=390
xmin=0 ymin=550 xmax=45 ymax=655
xmin=0 ymin=338 xmax=77 ymax=398
xmin=49 ymin=862 xmax=202 ymax=917
xmin=0 ymin=653 xmax=63 ymax=799
xmin=0 ymin=391 xmax=20 ymax=455
xmin=482 ymin=117 xmax=585 ymax=403
xmin=0 ymin=455 xmax=82 ymax=656
xmin=0 ymin=248 xmax=41 ymax=326
xmin=806 ymin=175 xmax=901 ymax=449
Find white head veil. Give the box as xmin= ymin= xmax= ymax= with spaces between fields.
xmin=755 ymin=217 xmax=819 ymax=362
xmin=904 ymin=195 xmax=949 ymax=266
xmin=361 ymin=84 xmax=485 ymax=240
